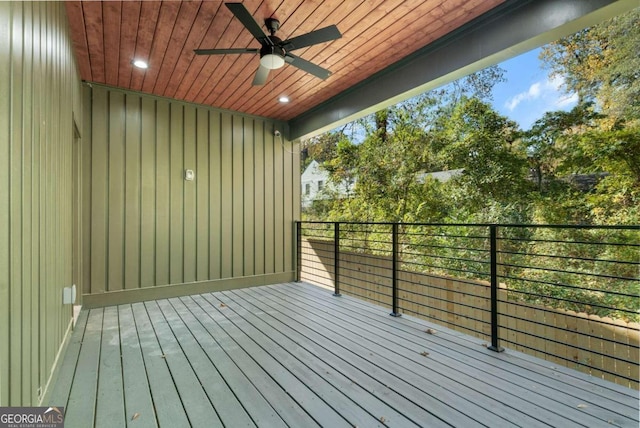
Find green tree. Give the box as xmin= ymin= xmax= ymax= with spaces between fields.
xmin=521 ymin=102 xmax=601 ymax=191
xmin=536 ymin=8 xmax=640 ymax=225
xmin=432 ymin=97 xmax=532 ymax=220
xmin=540 ymin=8 xmax=640 ymax=123
xmin=301 ymin=130 xmax=345 ymax=170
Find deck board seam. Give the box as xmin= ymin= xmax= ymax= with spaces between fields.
xmin=247 ymin=286 xmax=583 ymax=427
xmin=172 ymin=295 xmax=287 ymax=427
xmin=231 ymin=287 xmax=496 ymax=427
xmin=159 ymin=298 xmax=257 ymax=427
xmin=269 ymin=283 xmax=639 ymax=425
xmin=215 ymin=289 xmax=451 ymax=428
xmin=194 ymin=292 xmax=348 ymax=428
xmin=215 ymin=289 xmax=420 ymax=428
xmin=184 ymin=294 xmax=322 ymax=427
xmin=243 ymin=285 xmax=585 ymax=427
xmin=290 ymin=281 xmax=640 ymax=403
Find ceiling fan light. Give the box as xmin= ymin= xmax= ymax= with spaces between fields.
xmin=260 ymin=53 xmax=285 ymax=70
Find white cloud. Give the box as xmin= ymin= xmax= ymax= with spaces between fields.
xmin=505 ymin=82 xmax=542 ymax=111
xmin=505 ymin=75 xmax=577 ymax=113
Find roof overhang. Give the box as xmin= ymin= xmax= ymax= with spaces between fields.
xmin=288 ymin=0 xmax=637 ymax=140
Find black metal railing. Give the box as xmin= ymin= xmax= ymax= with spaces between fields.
xmin=296 ymin=221 xmax=640 ymax=388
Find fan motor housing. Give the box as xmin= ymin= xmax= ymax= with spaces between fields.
xmin=261 ymin=36 xmax=285 ymax=59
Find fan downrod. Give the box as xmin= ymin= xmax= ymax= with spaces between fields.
xmin=265 ymin=18 xmax=280 ymax=36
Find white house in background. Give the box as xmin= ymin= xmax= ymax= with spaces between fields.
xmin=301 ymin=160 xmax=331 ymax=208
xmin=419 ymin=169 xmax=464 ymax=183
xmin=301 ymin=160 xmax=357 ymax=208
xmin=301 ymin=160 xmax=464 ymax=208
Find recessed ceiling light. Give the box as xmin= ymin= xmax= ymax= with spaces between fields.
xmin=132 ymin=59 xmax=148 ymax=69
xmin=278 ymin=96 xmax=290 ymax=103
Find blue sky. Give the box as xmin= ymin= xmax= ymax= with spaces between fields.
xmin=491 ymin=47 xmax=579 ymax=130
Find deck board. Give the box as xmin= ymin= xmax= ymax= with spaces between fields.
xmin=118 ymin=304 xmax=158 ymax=428
xmin=261 ymin=282 xmax=639 ymax=427
xmin=49 ymin=310 xmax=88 ymax=408
xmin=198 ymin=292 xmax=412 ymax=428
xmin=192 ymin=293 xmax=350 ymax=428
xmin=205 ymin=291 xmax=419 ymax=427
xmin=227 ymin=287 xmax=498 ymax=427
xmin=50 ymin=282 xmax=640 ymax=428
xmin=288 ymin=283 xmax=640 ymax=415
xmin=169 ymin=297 xmax=286 ymax=427
xmin=155 ymin=299 xmax=255 ymax=427
xmin=130 ymin=302 xmax=190 ymax=428
xmin=64 ymin=308 xmax=103 ymax=426
xmin=235 ymin=286 xmax=544 ymax=427
xmin=95 ymin=307 xmax=126 ymax=427
xmin=184 ymin=294 xmax=320 ymax=427
xmin=287 ymin=282 xmax=640 ymax=424
xmin=144 ymin=300 xmax=224 ymax=428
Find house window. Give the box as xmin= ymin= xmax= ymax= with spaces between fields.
xmin=305 ymin=183 xmax=311 ymax=195
xmin=318 ymin=180 xmax=324 ymax=191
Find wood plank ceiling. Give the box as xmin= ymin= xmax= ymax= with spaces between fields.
xmin=65 ymin=0 xmax=506 ymax=121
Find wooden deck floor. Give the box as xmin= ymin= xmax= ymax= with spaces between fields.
xmin=50 ymin=282 xmax=639 ymax=428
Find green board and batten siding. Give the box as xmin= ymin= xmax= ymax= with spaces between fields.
xmin=0 ymin=2 xmax=83 ymax=406
xmin=81 ymin=84 xmax=301 ymax=308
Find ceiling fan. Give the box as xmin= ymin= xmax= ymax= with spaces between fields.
xmin=194 ymin=2 xmax=342 ymax=85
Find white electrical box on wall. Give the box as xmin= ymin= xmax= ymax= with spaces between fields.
xmin=63 ymin=284 xmax=76 ymax=305
xmin=185 ymin=169 xmax=195 ymax=181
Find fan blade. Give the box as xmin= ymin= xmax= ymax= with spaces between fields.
xmin=226 ymin=3 xmax=272 ymax=45
xmin=194 ymin=48 xmax=260 ymax=55
xmin=252 ymin=65 xmax=270 ymax=86
xmin=281 ymin=25 xmax=341 ymax=51
xmin=285 ymin=54 xmax=331 ymax=80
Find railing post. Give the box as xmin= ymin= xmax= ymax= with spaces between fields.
xmin=295 ymin=221 xmax=302 ymax=282
xmin=333 ymin=222 xmax=341 ymax=297
xmin=488 ymin=224 xmax=504 ymax=352
xmin=390 ymin=223 xmax=401 ymax=317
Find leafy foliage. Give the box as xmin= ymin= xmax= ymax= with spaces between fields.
xmin=540 ymin=8 xmax=640 ymax=123
xmin=301 ymin=10 xmax=640 ymax=321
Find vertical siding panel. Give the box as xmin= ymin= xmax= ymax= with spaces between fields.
xmin=220 ymin=113 xmax=233 ymax=278
xmin=80 ymin=88 xmax=295 ymax=298
xmin=253 ymin=120 xmax=265 ymax=275
xmin=292 ymin=137 xmax=301 ymax=275
xmin=140 ymin=97 xmax=156 ymax=287
xmin=209 ymin=112 xmax=221 ymax=279
xmin=292 ymin=138 xmax=301 ymax=223
xmin=1 ymin=2 xmax=79 ymax=405
xmin=243 ymin=118 xmax=255 ymax=276
xmin=196 ymin=109 xmax=209 ymax=281
xmin=0 ymin=0 xmax=11 ymax=406
xmin=38 ymin=0 xmax=49 ymax=396
xmin=273 ymin=130 xmax=284 ymax=273
xmin=81 ymin=86 xmax=92 ymax=295
xmin=10 ymin=3 xmax=24 ymax=404
xmin=124 ymin=94 xmax=141 ymax=289
xmin=155 ymin=101 xmax=170 ymax=286
xmin=21 ymin=1 xmax=34 ymax=404
xmin=283 ymin=135 xmax=293 ymax=273
xmin=91 ymin=87 xmax=108 ymax=294
xmin=108 ymin=91 xmax=125 ymax=292
xmin=169 ymin=103 xmax=184 ymax=284
xmin=30 ymin=3 xmax=42 ymax=404
xmin=263 ymin=123 xmax=275 ymax=274
xmin=232 ymin=116 xmax=244 ymax=276
xmin=183 ymin=105 xmax=196 ymax=283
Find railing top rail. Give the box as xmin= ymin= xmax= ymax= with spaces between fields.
xmin=297 ymin=220 xmax=640 ymax=230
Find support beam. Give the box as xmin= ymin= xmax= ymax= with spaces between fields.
xmin=288 ymin=0 xmax=636 ymax=140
